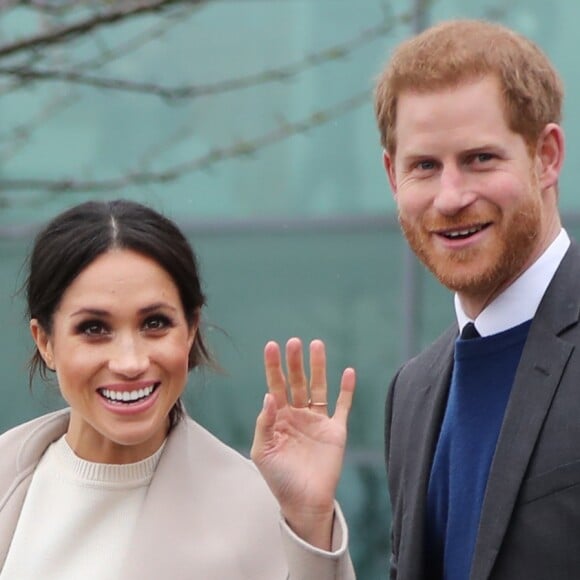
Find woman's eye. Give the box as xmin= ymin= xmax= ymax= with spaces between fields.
xmin=78 ymin=321 xmax=108 ymax=336
xmin=143 ymin=315 xmax=172 ymax=331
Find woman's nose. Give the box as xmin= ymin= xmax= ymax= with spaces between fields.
xmin=108 ymin=335 xmax=149 ymax=377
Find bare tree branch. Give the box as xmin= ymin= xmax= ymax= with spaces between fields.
xmin=0 ymin=89 xmax=371 ymax=195
xmin=0 ymin=0 xmax=206 ymax=59
xmin=0 ymin=3 xmax=192 ymax=154
xmin=0 ymin=91 xmax=77 ymax=161
xmin=11 ymin=0 xmax=99 ymax=17
xmin=0 ymin=9 xmax=406 ymax=101
xmin=0 ymin=4 xmax=402 ymax=177
xmin=0 ymin=1 xmax=447 ymax=207
xmin=78 ymin=3 xmax=193 ymax=70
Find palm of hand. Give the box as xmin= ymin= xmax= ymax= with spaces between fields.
xmin=256 ymin=405 xmax=347 ymax=512
xmin=251 ymin=337 xmax=355 ymax=527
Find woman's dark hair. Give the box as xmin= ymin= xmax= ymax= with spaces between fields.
xmin=25 ymin=199 xmax=212 ymax=429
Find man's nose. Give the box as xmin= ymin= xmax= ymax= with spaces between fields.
xmin=433 ymin=165 xmax=476 ymax=215
xmin=108 ymin=335 xmax=149 ymax=377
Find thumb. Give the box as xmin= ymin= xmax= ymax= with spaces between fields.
xmin=251 ymin=393 xmax=277 ymax=462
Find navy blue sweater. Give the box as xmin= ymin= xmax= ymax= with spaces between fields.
xmin=425 ymin=320 xmax=532 ymax=580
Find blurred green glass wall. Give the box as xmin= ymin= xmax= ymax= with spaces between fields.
xmin=2 ymin=1 xmax=580 ymax=577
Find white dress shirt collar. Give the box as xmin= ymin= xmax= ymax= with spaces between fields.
xmin=455 ymin=229 xmax=570 ymax=337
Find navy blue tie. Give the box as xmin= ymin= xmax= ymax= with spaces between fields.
xmin=461 ymin=322 xmax=480 ymax=339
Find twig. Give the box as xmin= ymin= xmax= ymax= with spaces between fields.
xmin=0 ymin=8 xmax=406 ymax=100
xmin=0 ymin=0 xmax=206 ymax=58
xmin=0 ymin=89 xmax=371 ymax=194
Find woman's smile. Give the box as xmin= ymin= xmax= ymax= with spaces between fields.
xmin=31 ymin=249 xmax=197 ymax=464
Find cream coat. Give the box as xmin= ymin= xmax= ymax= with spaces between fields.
xmin=0 ymin=410 xmax=355 ymax=579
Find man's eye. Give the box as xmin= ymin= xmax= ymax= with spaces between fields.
xmin=475 ymin=153 xmax=494 ymax=163
xmin=417 ymin=160 xmax=435 ymax=171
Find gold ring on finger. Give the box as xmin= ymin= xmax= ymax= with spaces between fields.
xmin=308 ymin=400 xmax=328 ymax=407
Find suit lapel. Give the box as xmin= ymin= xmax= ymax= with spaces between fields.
xmin=470 ymin=243 xmax=580 ymax=580
xmin=470 ymin=327 xmax=572 ymax=580
xmin=399 ymin=327 xmax=456 ymax=579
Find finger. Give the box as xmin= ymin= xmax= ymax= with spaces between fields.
xmin=264 ymin=341 xmax=288 ymax=408
xmin=333 ymin=367 xmax=356 ymax=424
xmin=309 ymin=339 xmax=328 ymax=413
xmin=285 ymin=337 xmax=308 ymax=408
xmin=251 ymin=393 xmax=277 ymax=463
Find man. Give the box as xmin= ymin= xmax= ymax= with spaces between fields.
xmin=374 ymin=19 xmax=580 ymax=580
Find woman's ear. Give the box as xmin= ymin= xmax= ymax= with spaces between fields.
xmin=187 ymin=309 xmax=201 ymax=350
xmin=30 ymin=319 xmax=54 ymax=370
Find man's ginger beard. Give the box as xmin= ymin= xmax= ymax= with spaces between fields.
xmin=399 ymin=192 xmax=542 ymax=297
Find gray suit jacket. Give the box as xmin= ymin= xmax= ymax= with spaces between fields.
xmin=386 ymin=242 xmax=580 ymax=580
xmin=0 ymin=410 xmax=355 ymax=579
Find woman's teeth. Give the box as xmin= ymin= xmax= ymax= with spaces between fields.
xmin=100 ymin=384 xmax=156 ymax=403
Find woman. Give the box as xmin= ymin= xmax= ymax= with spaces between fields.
xmin=0 ymin=200 xmax=356 ymax=580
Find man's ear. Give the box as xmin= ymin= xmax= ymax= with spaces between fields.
xmin=30 ymin=319 xmax=54 ymax=370
xmin=536 ymin=123 xmax=565 ymax=191
xmin=383 ymin=150 xmax=398 ymax=199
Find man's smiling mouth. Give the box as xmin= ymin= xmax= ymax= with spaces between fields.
xmin=439 ymin=224 xmax=490 ymax=240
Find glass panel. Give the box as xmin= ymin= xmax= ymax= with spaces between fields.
xmin=2 ymin=0 xmax=580 ymax=576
